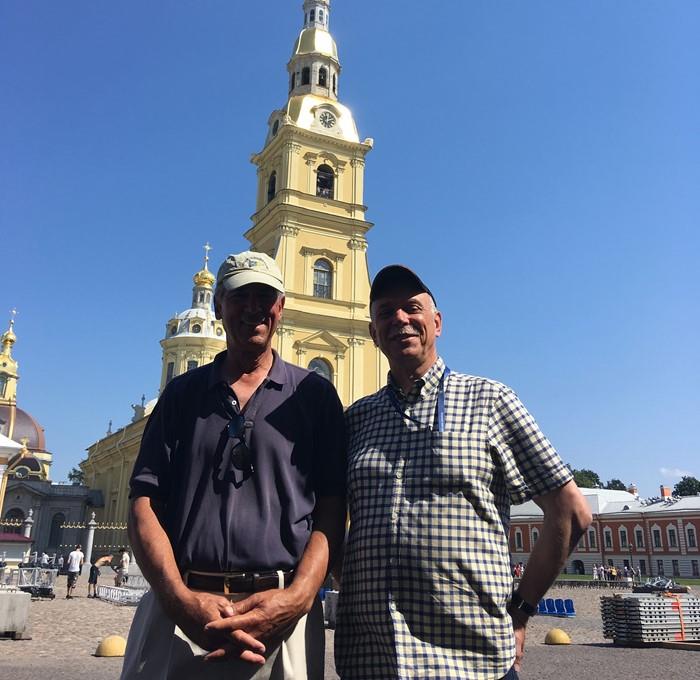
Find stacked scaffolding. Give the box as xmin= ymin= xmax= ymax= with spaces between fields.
xmin=601 ymin=592 xmax=700 ymax=644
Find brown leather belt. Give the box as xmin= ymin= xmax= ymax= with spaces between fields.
xmin=185 ymin=569 xmax=294 ymax=594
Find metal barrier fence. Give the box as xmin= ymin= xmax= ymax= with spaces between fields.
xmin=97 ymin=584 xmax=148 ymax=606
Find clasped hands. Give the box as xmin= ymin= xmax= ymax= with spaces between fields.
xmin=169 ymin=586 xmax=309 ymax=665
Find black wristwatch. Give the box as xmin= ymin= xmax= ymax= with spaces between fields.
xmin=509 ymin=590 xmax=536 ymax=617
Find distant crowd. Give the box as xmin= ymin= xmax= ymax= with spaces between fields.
xmin=592 ymin=563 xmax=641 ymax=581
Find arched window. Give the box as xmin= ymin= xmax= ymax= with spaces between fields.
xmin=0 ymin=375 xmax=6 ymax=398
xmin=687 ymin=525 xmax=697 ymax=549
xmin=318 ymin=67 xmax=328 ymax=87
xmin=332 ymin=74 xmax=337 ymax=94
xmin=4 ymin=507 xmax=24 ymax=535
xmin=316 ymin=164 xmax=334 ymax=199
xmin=668 ymin=525 xmax=678 ymax=548
xmin=267 ymin=172 xmax=277 ymax=203
xmin=604 ymin=528 xmax=613 ymax=549
xmin=48 ymin=512 xmax=65 ymax=547
xmin=532 ymin=528 xmax=539 ymax=545
xmin=290 ymin=72 xmax=296 ymax=91
xmin=308 ymin=358 xmax=333 ymax=382
xmin=310 ymin=9 xmax=315 ymax=22
xmin=514 ymin=529 xmax=523 ymax=551
xmin=318 ymin=9 xmax=324 ymax=22
xmin=619 ymin=527 xmax=628 ymax=548
xmin=588 ymin=528 xmax=597 ymax=548
xmin=313 ymin=259 xmax=332 ymax=299
xmin=302 ymin=67 xmax=310 ymax=86
xmin=272 ymin=119 xmax=279 ymax=137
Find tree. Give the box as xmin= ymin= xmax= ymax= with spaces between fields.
xmin=605 ymin=479 xmax=627 ymax=491
xmin=67 ymin=467 xmax=85 ymax=485
xmin=673 ymin=476 xmax=700 ymax=497
xmin=571 ymin=468 xmax=601 ymax=488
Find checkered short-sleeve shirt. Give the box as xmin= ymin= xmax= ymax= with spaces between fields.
xmin=335 ymin=358 xmax=572 ymax=679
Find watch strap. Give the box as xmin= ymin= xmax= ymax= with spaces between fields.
xmin=510 ymin=590 xmax=536 ymax=616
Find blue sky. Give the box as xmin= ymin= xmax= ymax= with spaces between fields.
xmin=1 ymin=1 xmax=698 ymax=496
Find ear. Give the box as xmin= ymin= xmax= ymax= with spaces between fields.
xmin=214 ymin=290 xmax=222 ymax=320
xmin=369 ymin=321 xmax=378 ymax=347
xmin=434 ymin=309 xmax=443 ymax=338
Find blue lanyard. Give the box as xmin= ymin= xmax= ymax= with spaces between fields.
xmin=386 ymin=367 xmax=450 ymax=433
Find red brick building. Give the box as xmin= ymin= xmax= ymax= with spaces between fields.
xmin=510 ymin=486 xmax=700 ymax=578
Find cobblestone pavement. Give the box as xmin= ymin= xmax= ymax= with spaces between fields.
xmin=1 ymin=582 xmax=697 ymax=679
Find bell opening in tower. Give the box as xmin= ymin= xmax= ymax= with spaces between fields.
xmin=316 ymin=165 xmax=334 ymax=199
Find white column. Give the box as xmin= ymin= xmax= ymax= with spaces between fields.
xmin=84 ymin=512 xmax=97 ymax=565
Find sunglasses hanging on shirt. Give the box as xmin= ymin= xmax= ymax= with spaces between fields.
xmin=221 ymin=395 xmax=255 ymax=479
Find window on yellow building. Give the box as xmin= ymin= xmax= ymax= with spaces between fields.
xmin=308 ymin=358 xmax=333 ymax=382
xmin=267 ymin=172 xmax=277 ymax=203
xmin=316 ymin=164 xmax=334 ymax=198
xmin=313 ymin=259 xmax=332 ymax=299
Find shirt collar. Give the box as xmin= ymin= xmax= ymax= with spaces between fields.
xmin=387 ymin=356 xmax=446 ymax=401
xmin=208 ymin=349 xmax=286 ymax=391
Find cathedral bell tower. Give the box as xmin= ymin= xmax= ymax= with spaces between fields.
xmin=246 ymin=0 xmax=387 ymax=405
xmin=0 ymin=311 xmax=19 ymax=406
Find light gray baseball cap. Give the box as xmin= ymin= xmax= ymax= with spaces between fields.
xmin=215 ymin=251 xmax=285 ymax=295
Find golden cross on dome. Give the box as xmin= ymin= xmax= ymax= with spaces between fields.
xmin=203 ymin=242 xmax=212 ymax=269
xmin=9 ymin=308 xmax=17 ymax=330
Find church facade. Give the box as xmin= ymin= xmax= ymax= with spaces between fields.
xmin=81 ymin=0 xmax=387 ymax=527
xmin=0 ymin=316 xmax=99 ymax=559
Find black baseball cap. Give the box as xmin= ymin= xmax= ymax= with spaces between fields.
xmin=370 ymin=265 xmax=437 ymax=306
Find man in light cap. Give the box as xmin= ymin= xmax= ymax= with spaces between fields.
xmin=335 ymin=265 xmax=592 ymax=679
xmin=123 ymin=250 xmax=347 ymax=679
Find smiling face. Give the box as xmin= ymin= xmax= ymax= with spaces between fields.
xmin=215 ymin=283 xmax=285 ymax=355
xmin=369 ymin=285 xmax=442 ymax=377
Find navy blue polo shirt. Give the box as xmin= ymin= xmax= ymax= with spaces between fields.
xmin=129 ymin=351 xmax=346 ymax=573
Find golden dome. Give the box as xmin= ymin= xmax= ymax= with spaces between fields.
xmin=1 ymin=315 xmax=16 ymax=349
xmin=193 ymin=268 xmax=215 ymax=287
xmin=292 ymin=28 xmax=338 ymax=60
xmin=1 ymin=328 xmax=16 ymax=347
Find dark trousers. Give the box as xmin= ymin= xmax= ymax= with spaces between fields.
xmin=501 ymin=667 xmax=520 ymax=680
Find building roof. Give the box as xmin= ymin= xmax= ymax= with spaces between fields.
xmin=0 ymin=404 xmax=47 ymax=452
xmin=511 ymin=487 xmax=700 ymax=520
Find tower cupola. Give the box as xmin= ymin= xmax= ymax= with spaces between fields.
xmin=159 ymin=245 xmax=225 ymax=391
xmin=288 ymin=0 xmax=340 ymax=101
xmin=0 ymin=310 xmax=19 ymax=405
xmin=191 ymin=242 xmax=216 ymax=309
xmin=303 ymin=0 xmax=330 ymax=29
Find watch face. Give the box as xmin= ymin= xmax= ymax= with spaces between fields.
xmin=319 ymin=111 xmax=336 ymax=129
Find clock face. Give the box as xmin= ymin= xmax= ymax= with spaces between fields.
xmin=319 ymin=111 xmax=336 ymax=129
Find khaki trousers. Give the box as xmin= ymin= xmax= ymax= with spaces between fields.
xmin=120 ymin=590 xmax=324 ymax=680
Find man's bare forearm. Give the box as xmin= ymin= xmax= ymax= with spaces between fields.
xmin=515 ymin=481 xmax=592 ymax=608
xmin=128 ymin=496 xmax=190 ymax=612
xmin=286 ymin=495 xmax=346 ymax=613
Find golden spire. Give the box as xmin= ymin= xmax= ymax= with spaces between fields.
xmin=193 ymin=242 xmax=215 ymax=287
xmin=1 ymin=309 xmax=17 ymax=355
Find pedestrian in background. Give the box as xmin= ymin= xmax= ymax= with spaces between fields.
xmin=65 ymin=544 xmax=84 ymax=599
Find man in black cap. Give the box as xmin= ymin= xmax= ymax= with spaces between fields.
xmin=122 ymin=251 xmax=346 ymax=679
xmin=335 ymin=264 xmax=592 ymax=680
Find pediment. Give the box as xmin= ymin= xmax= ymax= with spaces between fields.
xmin=293 ymin=330 xmax=347 ymax=354
xmin=4 ymin=479 xmax=49 ymax=497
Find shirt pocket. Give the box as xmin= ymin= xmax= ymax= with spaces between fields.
xmin=404 ymin=430 xmax=493 ymax=497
